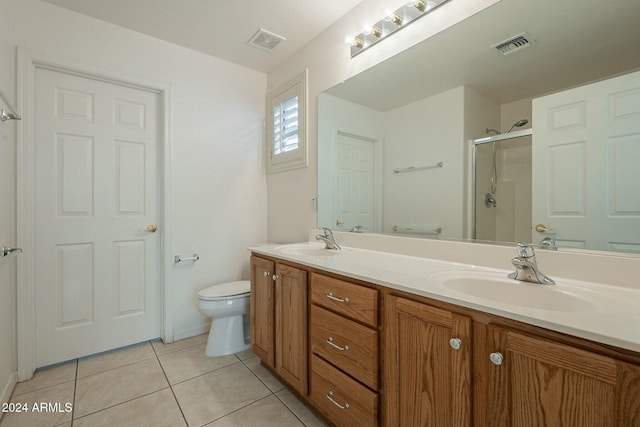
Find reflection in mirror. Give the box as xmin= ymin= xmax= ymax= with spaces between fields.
xmin=474 ymin=131 xmax=531 ymax=245
xmin=318 ymin=0 xmax=640 ymax=254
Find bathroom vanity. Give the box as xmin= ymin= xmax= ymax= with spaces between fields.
xmin=249 ymin=241 xmax=640 ymax=427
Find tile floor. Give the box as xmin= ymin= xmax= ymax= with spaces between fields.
xmin=0 ymin=336 xmax=327 ymax=427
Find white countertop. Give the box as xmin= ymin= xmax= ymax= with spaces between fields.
xmin=250 ymin=241 xmax=640 ymax=353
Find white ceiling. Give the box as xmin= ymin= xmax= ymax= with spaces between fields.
xmin=41 ymin=0 xmax=364 ymax=73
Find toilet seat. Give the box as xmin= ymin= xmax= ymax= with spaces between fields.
xmin=198 ymin=280 xmax=250 ymax=301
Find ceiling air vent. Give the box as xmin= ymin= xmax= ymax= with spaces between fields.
xmin=248 ymin=28 xmax=286 ymax=52
xmin=491 ymin=32 xmax=535 ymax=56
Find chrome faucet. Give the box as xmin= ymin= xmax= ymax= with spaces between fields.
xmin=316 ymin=227 xmax=341 ymax=250
xmin=539 ymin=236 xmax=557 ymax=250
xmin=508 ymin=243 xmax=555 ymax=285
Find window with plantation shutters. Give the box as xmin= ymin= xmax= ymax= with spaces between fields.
xmin=267 ymin=70 xmax=308 ymax=173
xmin=273 ymin=95 xmax=298 ymax=155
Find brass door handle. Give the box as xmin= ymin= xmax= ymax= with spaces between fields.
xmin=535 ymin=223 xmax=556 ymax=234
xmin=336 ymin=219 xmax=344 ymax=226
xmin=139 ymin=224 xmax=158 ymax=233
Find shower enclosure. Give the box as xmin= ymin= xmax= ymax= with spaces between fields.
xmin=472 ymin=124 xmax=532 ymax=243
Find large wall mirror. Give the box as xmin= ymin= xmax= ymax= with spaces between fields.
xmin=318 ymin=0 xmax=640 ymax=255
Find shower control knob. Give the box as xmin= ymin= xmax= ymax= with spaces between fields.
xmin=490 ymin=352 xmax=504 ymax=366
xmin=449 ymin=338 xmax=462 ymax=350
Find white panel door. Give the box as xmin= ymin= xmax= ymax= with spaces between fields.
xmin=532 ymin=70 xmax=640 ymax=252
xmin=34 ymin=68 xmax=161 ymax=367
xmin=333 ymin=132 xmax=376 ymax=232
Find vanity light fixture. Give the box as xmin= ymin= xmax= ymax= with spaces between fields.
xmin=348 ymin=0 xmax=451 ymax=57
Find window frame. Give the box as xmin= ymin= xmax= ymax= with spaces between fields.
xmin=266 ymin=70 xmax=308 ymax=174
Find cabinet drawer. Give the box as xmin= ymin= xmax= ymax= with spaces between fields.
xmin=311 ymin=273 xmax=378 ymax=326
xmin=311 ymin=305 xmax=378 ymax=389
xmin=310 ymin=355 xmax=378 ymax=427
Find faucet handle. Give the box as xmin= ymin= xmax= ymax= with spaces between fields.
xmin=515 ymin=242 xmax=535 ymax=258
xmin=319 ymin=227 xmax=333 ymax=237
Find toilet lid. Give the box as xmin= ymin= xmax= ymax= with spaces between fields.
xmin=198 ymin=280 xmax=250 ymax=300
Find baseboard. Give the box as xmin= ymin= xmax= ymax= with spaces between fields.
xmin=0 ymin=371 xmax=17 ymax=421
xmin=173 ymin=322 xmax=209 ymax=342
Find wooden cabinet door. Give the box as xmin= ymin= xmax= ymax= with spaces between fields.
xmin=487 ymin=326 xmax=640 ymax=427
xmin=250 ymin=256 xmax=275 ymax=368
xmin=275 ymin=263 xmax=308 ymax=395
xmin=383 ymin=295 xmax=472 ymax=427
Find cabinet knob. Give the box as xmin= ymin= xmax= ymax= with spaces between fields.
xmin=263 ymin=271 xmax=269 ymax=278
xmin=449 ymin=338 xmax=462 ymax=350
xmin=489 ymin=352 xmax=504 ymax=366
xmin=272 ymin=274 xmax=279 ymax=281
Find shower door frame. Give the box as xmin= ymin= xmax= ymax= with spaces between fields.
xmin=471 ymin=128 xmax=533 ymax=240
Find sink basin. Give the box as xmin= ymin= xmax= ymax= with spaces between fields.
xmin=273 ymin=243 xmax=342 ymax=257
xmin=429 ymin=270 xmax=596 ymax=312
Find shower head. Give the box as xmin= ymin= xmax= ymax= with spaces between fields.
xmin=505 ymin=119 xmax=528 ymax=133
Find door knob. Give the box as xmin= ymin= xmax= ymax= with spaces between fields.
xmin=535 ymin=224 xmax=547 ymax=233
xmin=139 ymin=224 xmax=158 ymax=233
xmin=336 ymin=219 xmax=344 ymax=226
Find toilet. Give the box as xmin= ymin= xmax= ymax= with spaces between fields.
xmin=197 ymin=280 xmax=250 ymax=357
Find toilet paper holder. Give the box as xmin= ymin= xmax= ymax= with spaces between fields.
xmin=174 ymin=253 xmax=200 ymax=263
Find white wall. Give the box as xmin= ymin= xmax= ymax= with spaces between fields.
xmin=384 ymin=87 xmax=465 ymax=237
xmin=266 ymin=0 xmax=501 ymax=243
xmin=1 ymin=0 xmax=267 ymax=390
xmin=0 ymin=0 xmax=18 ymax=409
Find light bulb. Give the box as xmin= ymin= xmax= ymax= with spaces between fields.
xmin=407 ymin=0 xmax=426 ymax=12
xmin=345 ymin=36 xmax=363 ymax=48
xmin=383 ymin=8 xmax=403 ymax=26
xmin=362 ymin=24 xmax=382 ymax=38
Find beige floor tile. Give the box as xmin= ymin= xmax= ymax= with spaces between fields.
xmin=12 ymin=360 xmax=76 ymax=397
xmin=74 ymin=357 xmax=169 ymax=418
xmin=158 ymin=344 xmax=238 ymax=385
xmin=0 ymin=381 xmax=74 ymax=427
xmin=234 ymin=349 xmax=255 ymax=361
xmin=204 ymin=395 xmax=304 ymax=427
xmin=152 ymin=334 xmax=208 ymax=356
xmin=77 ymin=341 xmax=156 ymax=378
xmin=173 ymin=363 xmax=270 ymax=427
xmin=242 ymin=356 xmax=284 ymax=393
xmin=73 ymin=388 xmax=186 ymax=427
xmin=276 ymin=389 xmax=328 ymax=427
